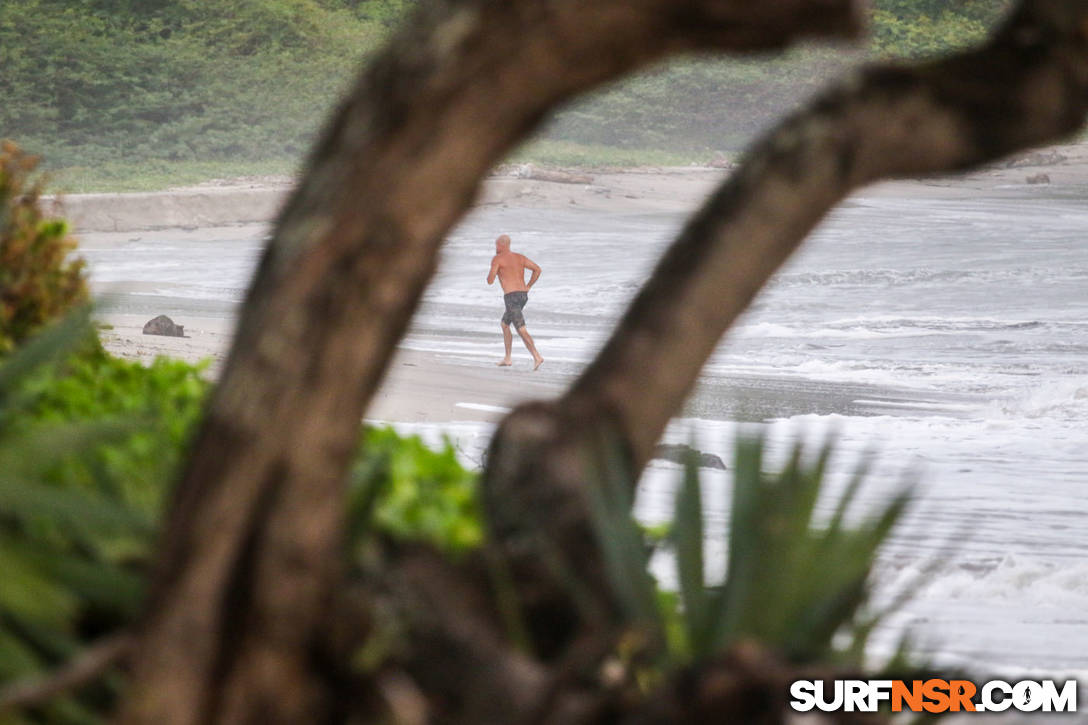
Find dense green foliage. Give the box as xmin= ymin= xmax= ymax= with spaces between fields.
xmin=350 ymin=426 xmax=482 ymax=555
xmin=871 ymin=0 xmax=1009 ymax=58
xmin=0 ymin=338 xmax=210 ymax=718
xmin=0 ymin=0 xmax=411 ymax=171
xmin=16 ymin=344 xmax=210 ymax=515
xmin=0 ymin=314 xmax=487 ymax=721
xmin=1 ymin=0 xmax=1011 ymax=184
xmin=0 ymin=144 xmax=88 ymax=352
xmin=0 ymin=316 xmax=153 ymax=723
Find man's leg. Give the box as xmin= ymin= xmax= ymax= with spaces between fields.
xmin=498 ymin=323 xmax=513 ymax=366
xmin=516 ymin=325 xmax=544 ymax=370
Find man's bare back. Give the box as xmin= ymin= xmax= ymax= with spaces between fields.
xmin=488 ymin=251 xmax=539 ymax=293
xmin=486 ymin=234 xmax=544 ymax=370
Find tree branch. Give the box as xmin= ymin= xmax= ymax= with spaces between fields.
xmin=0 ymin=633 xmax=133 ymax=713
xmin=577 ymin=0 xmax=1088 ymax=464
xmin=483 ymin=0 xmax=1088 ymax=658
xmin=122 ymin=1 xmax=864 ymax=721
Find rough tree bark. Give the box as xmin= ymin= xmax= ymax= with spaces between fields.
xmin=119 ymin=0 xmax=1088 ymax=723
xmin=122 ymin=1 xmax=862 ymax=722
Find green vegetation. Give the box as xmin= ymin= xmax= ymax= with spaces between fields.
xmin=590 ymin=436 xmax=911 ymax=671
xmin=0 ymin=144 xmax=88 ymax=353
xmin=350 ymin=426 xmax=483 ymax=555
xmin=15 ymin=342 xmax=210 ymax=514
xmin=0 ymin=174 xmax=484 ymax=719
xmin=49 ymin=159 xmax=297 ymax=194
xmin=871 ymin=0 xmax=1008 ymax=58
xmin=510 ymin=139 xmax=706 ymax=169
xmin=0 ymin=316 xmax=153 ymax=723
xmin=1 ymin=0 xmax=1011 ymax=190
xmin=0 ymin=314 xmax=488 ymax=720
xmin=0 ymin=0 xmax=413 ymax=175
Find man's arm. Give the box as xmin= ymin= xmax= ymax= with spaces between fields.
xmin=523 ymin=256 xmax=541 ymax=289
xmin=487 ymin=256 xmax=499 ymax=285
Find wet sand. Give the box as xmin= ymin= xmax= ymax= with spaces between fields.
xmin=98 ymin=312 xmax=971 ymax=425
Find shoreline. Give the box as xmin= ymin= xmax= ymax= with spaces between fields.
xmin=81 ymin=149 xmax=1067 ymax=426
xmin=98 ymin=313 xmax=973 ymax=427
xmin=78 ymin=148 xmax=1044 ymax=426
xmin=49 ymin=141 xmax=1088 ymax=233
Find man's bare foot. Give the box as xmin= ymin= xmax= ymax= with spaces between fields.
xmin=533 ymin=357 xmax=544 ymax=371
xmin=497 ymin=359 xmax=512 ymax=367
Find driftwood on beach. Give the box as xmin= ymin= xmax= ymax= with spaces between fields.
xmin=94 ymin=1 xmax=1088 ymax=723
xmin=512 ymin=163 xmax=594 ymax=185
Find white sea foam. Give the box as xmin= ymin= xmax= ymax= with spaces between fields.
xmin=987 ymin=377 xmax=1088 ymax=420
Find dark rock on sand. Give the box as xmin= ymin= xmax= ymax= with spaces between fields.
xmin=143 ymin=315 xmax=185 ymax=337
xmin=653 ymin=443 xmax=726 ymax=470
xmin=1026 ymin=172 xmax=1051 ymax=185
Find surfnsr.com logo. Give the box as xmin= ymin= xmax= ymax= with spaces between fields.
xmin=790 ymin=679 xmax=1078 ymax=714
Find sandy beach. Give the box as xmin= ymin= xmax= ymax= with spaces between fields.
xmin=98 ymin=310 xmax=954 ymax=427
xmin=96 ymin=313 xmax=566 ymax=424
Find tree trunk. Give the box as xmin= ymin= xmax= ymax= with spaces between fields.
xmin=120 ymin=0 xmax=1088 ymax=722
xmin=121 ymin=1 xmax=862 ymax=722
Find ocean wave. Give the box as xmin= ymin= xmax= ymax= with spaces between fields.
xmin=988 ymin=377 xmax=1088 ymax=420
xmin=733 ymin=316 xmax=1061 ymax=341
xmin=776 ymin=267 xmax=1088 ymax=288
xmin=879 ymin=554 xmax=1088 ymax=610
xmin=703 ymin=355 xmax=984 ymax=390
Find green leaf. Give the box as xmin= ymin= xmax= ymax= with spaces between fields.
xmin=586 ymin=444 xmax=662 ymax=634
xmin=0 ymin=426 xmax=152 ymax=537
xmin=0 ymin=309 xmax=91 ymax=403
xmin=672 ymin=448 xmax=707 ymax=661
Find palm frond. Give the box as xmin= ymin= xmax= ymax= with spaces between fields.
xmin=672 ymin=449 xmax=709 ymax=660
xmin=586 ymin=444 xmax=663 ymax=634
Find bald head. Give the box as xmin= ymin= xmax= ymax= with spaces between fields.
xmin=495 ymin=234 xmax=511 ymax=253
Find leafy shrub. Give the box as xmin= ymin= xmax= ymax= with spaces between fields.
xmin=349 ymin=426 xmax=482 ymax=556
xmin=1 ymin=0 xmax=1012 ymax=178
xmin=0 ymin=316 xmax=485 ymax=720
xmin=0 ymin=143 xmax=89 ymax=354
xmin=870 ymin=8 xmax=990 ymax=59
xmin=0 ymin=315 xmax=153 ymax=723
xmin=15 ymin=342 xmax=210 ymax=515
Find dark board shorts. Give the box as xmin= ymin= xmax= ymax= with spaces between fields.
xmin=501 ymin=291 xmax=529 ymax=329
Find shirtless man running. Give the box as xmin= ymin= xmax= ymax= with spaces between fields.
xmin=487 ymin=234 xmax=544 ymax=370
